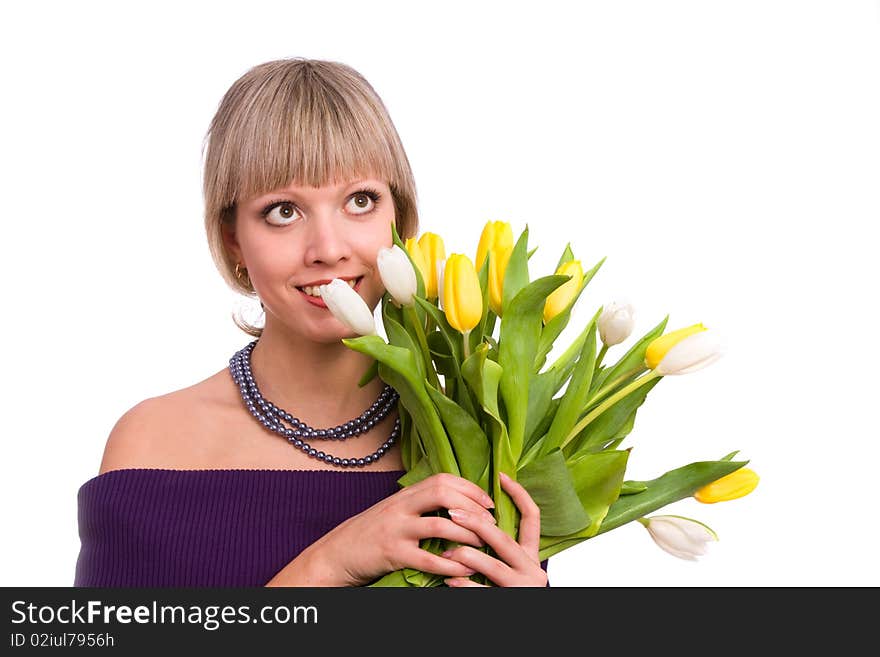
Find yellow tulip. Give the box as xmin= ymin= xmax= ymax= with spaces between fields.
xmin=543 ymin=260 xmax=583 ymax=324
xmin=476 ymin=221 xmax=514 ymax=316
xmin=417 ymin=232 xmax=446 ymax=300
xmin=443 ymin=254 xmax=483 ymax=334
xmin=694 ymin=467 xmax=760 ymax=504
xmin=644 ymin=323 xmax=707 ymax=370
xmin=476 ymin=221 xmax=514 ymax=269
xmin=404 ymin=237 xmax=429 ymax=294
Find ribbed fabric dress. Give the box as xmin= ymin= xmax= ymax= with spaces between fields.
xmin=74 ymin=468 xmax=549 ymax=587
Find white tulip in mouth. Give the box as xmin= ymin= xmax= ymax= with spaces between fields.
xmin=297 ymin=277 xmax=361 ymax=298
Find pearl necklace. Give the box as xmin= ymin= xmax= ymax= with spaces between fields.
xmin=228 ymin=340 xmax=400 ymax=468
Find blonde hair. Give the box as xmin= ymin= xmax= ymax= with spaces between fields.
xmin=201 ymin=57 xmax=420 ymax=337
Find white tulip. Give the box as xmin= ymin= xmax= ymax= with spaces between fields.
xmin=598 ymin=300 xmax=635 ymax=346
xmin=655 ymin=330 xmax=724 ymax=376
xmin=436 ymin=258 xmax=447 ymax=310
xmin=639 ymin=515 xmax=718 ymax=561
xmin=377 ymin=245 xmax=418 ymax=306
xmin=319 ymin=278 xmax=377 ymax=336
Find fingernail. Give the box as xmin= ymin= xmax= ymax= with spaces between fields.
xmin=483 ymin=495 xmax=495 ymax=508
xmin=441 ymin=550 xmax=454 ymax=558
xmin=448 ymin=508 xmax=468 ymax=521
xmin=499 ymin=472 xmax=511 ymax=482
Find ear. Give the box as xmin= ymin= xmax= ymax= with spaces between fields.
xmin=221 ymin=221 xmax=243 ymax=264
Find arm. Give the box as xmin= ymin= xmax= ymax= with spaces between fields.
xmin=98 ymin=397 xmax=173 ymax=474
xmin=263 ymin=472 xmax=500 ymax=587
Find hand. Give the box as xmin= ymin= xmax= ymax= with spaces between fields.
xmin=441 ymin=472 xmax=548 ymax=587
xmin=290 ymin=472 xmax=498 ymax=587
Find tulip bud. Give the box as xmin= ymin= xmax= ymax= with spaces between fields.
xmin=644 ymin=323 xmax=706 ymax=369
xmin=649 ymin=327 xmax=724 ymax=376
xmin=543 ymin=260 xmax=583 ymax=324
xmin=694 ymin=467 xmax=760 ymax=504
xmin=319 ymin=278 xmax=377 ymax=336
xmin=487 ymin=248 xmax=512 ymax=316
xmin=638 ymin=515 xmax=718 ymax=561
xmin=598 ymin=300 xmax=635 ymax=346
xmin=417 ymin=232 xmax=446 ymax=300
xmin=377 ymin=245 xmax=417 ymax=306
xmin=475 ymin=221 xmax=514 ymax=316
xmin=404 ymin=237 xmax=429 ymax=290
xmin=475 ymin=220 xmax=513 ymax=269
xmin=443 ymin=254 xmax=483 ymax=334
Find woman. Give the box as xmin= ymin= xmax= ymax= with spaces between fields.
xmin=74 ymin=57 xmax=548 ymax=587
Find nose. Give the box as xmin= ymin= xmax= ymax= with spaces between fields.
xmin=301 ymin=210 xmax=353 ymax=266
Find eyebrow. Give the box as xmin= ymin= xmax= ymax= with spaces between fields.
xmin=254 ymin=179 xmax=383 ymax=202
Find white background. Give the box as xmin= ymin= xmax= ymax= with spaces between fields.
xmin=2 ymin=0 xmax=878 ymax=587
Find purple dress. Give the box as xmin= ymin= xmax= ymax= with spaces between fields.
xmin=74 ymin=468 xmax=549 ymax=587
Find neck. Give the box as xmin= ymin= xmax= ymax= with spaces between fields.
xmin=246 ymin=323 xmax=385 ymax=428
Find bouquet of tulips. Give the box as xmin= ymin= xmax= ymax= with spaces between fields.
xmin=318 ymin=220 xmax=759 ymax=586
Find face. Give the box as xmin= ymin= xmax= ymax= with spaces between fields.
xmin=224 ymin=177 xmax=395 ymax=344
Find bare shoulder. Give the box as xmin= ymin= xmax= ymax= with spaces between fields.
xmin=97 ymin=369 xmax=236 ymax=475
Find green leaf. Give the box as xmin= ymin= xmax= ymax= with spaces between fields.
xmin=413 ymin=296 xmax=477 ymax=418
xmin=415 ymin=296 xmax=462 ymax=364
xmin=426 ymin=331 xmax=456 ymax=376
xmin=555 ymin=243 xmax=575 ymax=270
xmin=566 ymin=449 xmax=629 ymax=536
xmin=461 ymin=343 xmax=518 ymax=537
xmin=517 ymin=449 xmax=591 ymax=536
xmin=538 ymin=455 xmax=748 ymax=560
xmin=357 ymin=358 xmax=379 ymax=387
xmin=343 ymin=336 xmax=459 ymax=476
xmin=564 ymin=375 xmax=662 ymax=458
xmin=522 ymin=371 xmax=557 ymax=455
xmin=382 ymin=310 xmax=425 ymax=379
xmin=426 ymin=385 xmax=490 ymax=492
xmin=470 ymin=252 xmax=492 ymax=354
xmin=397 ymin=454 xmax=434 ymax=487
xmin=619 ymin=481 xmax=647 ymax=495
xmin=539 ymin=307 xmax=602 ymax=457
xmin=498 ymin=274 xmax=570 ymax=460
xmin=368 ymin=570 xmax=412 ymax=587
xmin=501 ymin=225 xmax=531 ymax=313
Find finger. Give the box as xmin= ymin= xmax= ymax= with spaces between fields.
xmin=441 ymin=545 xmax=511 ymax=585
xmin=500 ymin=472 xmax=541 ymax=559
xmin=406 ymin=546 xmax=479 ymax=579
xmin=444 ymin=545 xmax=548 ymax=587
xmin=407 ymin=483 xmax=497 ymax=524
xmin=414 ymin=516 xmax=486 ymax=548
xmin=446 ymin=507 xmax=534 ymax=573
xmin=444 ymin=576 xmax=487 ymax=588
xmin=412 ymin=473 xmax=495 ymax=510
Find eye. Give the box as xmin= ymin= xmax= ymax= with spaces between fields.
xmin=260 ymin=201 xmax=300 ymax=226
xmin=346 ymin=189 xmax=382 ymax=215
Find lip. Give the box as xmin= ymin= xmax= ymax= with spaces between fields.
xmin=296 ymin=276 xmax=363 ymax=308
xmin=297 ymin=275 xmax=362 ymax=287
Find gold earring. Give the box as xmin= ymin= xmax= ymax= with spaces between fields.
xmin=234 ymin=263 xmax=250 ymax=285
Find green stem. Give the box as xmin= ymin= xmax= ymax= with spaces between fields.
xmin=587 ymin=364 xmax=643 ymax=408
xmin=405 ymin=304 xmax=441 ymax=390
xmin=595 ymin=343 xmax=608 ymax=369
xmin=560 ymin=370 xmax=661 ymax=450
xmin=462 ymin=330 xmax=471 ymax=360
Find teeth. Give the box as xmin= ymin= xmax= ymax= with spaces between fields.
xmin=300 ymin=278 xmax=357 ymax=297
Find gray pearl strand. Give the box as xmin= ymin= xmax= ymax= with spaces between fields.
xmin=228 ymin=340 xmax=400 ymax=468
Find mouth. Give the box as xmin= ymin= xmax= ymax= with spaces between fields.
xmin=295 ymin=276 xmax=363 ymax=305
